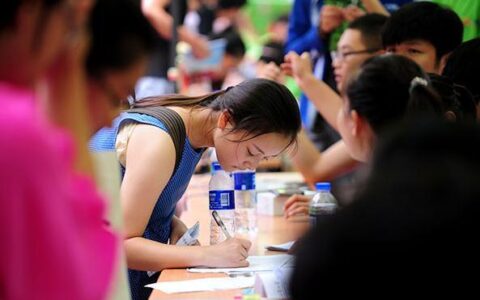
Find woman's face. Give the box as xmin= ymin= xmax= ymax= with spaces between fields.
xmin=214 ymin=127 xmax=292 ymax=172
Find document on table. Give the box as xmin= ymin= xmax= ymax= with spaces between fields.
xmin=145 ymin=276 xmax=255 ymax=294
xmin=254 ymin=272 xmax=287 ymax=299
xmin=265 ymin=241 xmax=295 ymax=252
xmin=147 ymin=221 xmax=200 ymax=277
xmin=187 ymin=254 xmax=293 ymax=273
xmin=254 ymin=263 xmax=293 ymax=299
xmin=175 ymin=221 xmax=200 ymax=246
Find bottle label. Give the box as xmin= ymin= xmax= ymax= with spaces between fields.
xmin=233 ymin=172 xmax=256 ymax=190
xmin=209 ymin=190 xmax=235 ymax=210
xmin=309 ymin=203 xmax=337 ymax=215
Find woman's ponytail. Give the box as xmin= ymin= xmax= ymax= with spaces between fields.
xmin=407 ymin=76 xmax=443 ymax=117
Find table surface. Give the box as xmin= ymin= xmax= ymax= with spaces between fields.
xmin=149 ymin=172 xmax=309 ymax=299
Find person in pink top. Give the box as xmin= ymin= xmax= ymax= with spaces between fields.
xmin=0 ymin=1 xmax=117 ymax=299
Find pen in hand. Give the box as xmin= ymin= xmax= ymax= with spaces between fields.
xmin=212 ymin=210 xmax=232 ymax=239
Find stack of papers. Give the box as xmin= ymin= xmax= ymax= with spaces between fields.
xmin=147 ymin=255 xmax=294 ymax=295
xmin=265 ymin=241 xmax=295 ymax=252
xmin=187 ymin=255 xmax=293 ymax=273
xmin=146 ymin=277 xmax=254 ymax=294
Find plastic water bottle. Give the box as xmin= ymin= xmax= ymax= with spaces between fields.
xmin=309 ymin=182 xmax=337 ymax=227
xmin=233 ymin=170 xmax=257 ymax=234
xmin=209 ymin=162 xmax=235 ymax=245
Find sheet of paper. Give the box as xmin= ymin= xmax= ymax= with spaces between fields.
xmin=187 ymin=254 xmax=293 ymax=273
xmin=265 ymin=241 xmax=295 ymax=252
xmin=254 ymin=272 xmax=288 ymax=299
xmin=145 ymin=276 xmax=255 ymax=294
xmin=176 ymin=221 xmax=200 ymax=246
xmin=147 ymin=222 xmax=200 ymax=277
xmin=254 ymin=258 xmax=294 ymax=299
xmin=180 ymin=39 xmax=226 ymax=74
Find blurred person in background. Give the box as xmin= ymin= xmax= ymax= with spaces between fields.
xmin=136 ymin=0 xmax=210 ymax=98
xmin=442 ymin=38 xmax=480 ymax=119
xmin=382 ymin=1 xmax=463 ymax=74
xmin=0 ymin=0 xmax=117 ymax=299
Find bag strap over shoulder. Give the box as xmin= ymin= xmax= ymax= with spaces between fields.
xmin=127 ymin=106 xmax=186 ymax=172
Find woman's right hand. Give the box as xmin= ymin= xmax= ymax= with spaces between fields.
xmin=284 ymin=194 xmax=311 ymax=219
xmin=204 ymin=238 xmax=252 ymax=268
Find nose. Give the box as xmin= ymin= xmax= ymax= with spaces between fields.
xmin=243 ymin=156 xmax=261 ymax=170
xmin=332 ymin=56 xmax=342 ymax=69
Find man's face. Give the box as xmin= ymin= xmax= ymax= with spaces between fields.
xmin=385 ymin=40 xmax=439 ymax=74
xmin=332 ymin=29 xmax=378 ymax=94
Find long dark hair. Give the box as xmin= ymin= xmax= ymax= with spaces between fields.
xmin=428 ymin=73 xmax=477 ymax=122
xmin=442 ymin=38 xmax=480 ymax=106
xmin=132 ymin=79 xmax=301 ymax=148
xmin=346 ymin=54 xmax=443 ymax=134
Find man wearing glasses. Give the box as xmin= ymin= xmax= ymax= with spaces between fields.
xmin=281 ymin=13 xmax=388 ymax=211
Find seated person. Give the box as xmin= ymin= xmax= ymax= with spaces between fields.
xmin=382 ymin=1 xmax=463 ymax=74
xmin=282 ymin=13 xmax=388 ymax=208
xmin=442 ymin=38 xmax=480 ymax=119
xmin=284 ymin=54 xmax=445 ymax=217
xmin=428 ymin=73 xmax=477 ymax=123
xmin=289 ymin=119 xmax=480 ymax=297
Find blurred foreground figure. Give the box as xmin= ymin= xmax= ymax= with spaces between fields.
xmin=290 ymin=119 xmax=480 ymax=297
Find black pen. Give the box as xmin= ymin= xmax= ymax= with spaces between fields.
xmin=212 ymin=210 xmax=232 ymax=239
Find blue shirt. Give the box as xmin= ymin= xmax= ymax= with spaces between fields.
xmin=90 ymin=112 xmax=205 ymax=300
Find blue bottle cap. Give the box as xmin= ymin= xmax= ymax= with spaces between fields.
xmin=315 ymin=182 xmax=331 ymax=191
xmin=211 ymin=162 xmax=222 ymax=171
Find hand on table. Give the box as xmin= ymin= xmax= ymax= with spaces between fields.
xmin=284 ymin=194 xmax=311 ymax=220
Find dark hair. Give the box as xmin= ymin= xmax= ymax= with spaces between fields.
xmin=290 ymin=119 xmax=480 ymax=297
xmin=217 ymin=0 xmax=247 ymax=10
xmin=382 ymin=2 xmax=463 ymax=63
xmin=428 ymin=73 xmax=477 ymax=122
xmin=348 ymin=13 xmax=388 ymax=50
xmin=0 ymin=0 xmax=64 ymax=31
xmin=259 ymin=41 xmax=284 ymax=66
xmin=345 ymin=54 xmax=443 ymax=134
xmin=209 ymin=28 xmax=246 ymax=58
xmin=442 ymin=38 xmax=480 ymax=105
xmin=133 ymin=79 xmax=301 ymax=148
xmin=86 ymin=0 xmax=156 ymax=78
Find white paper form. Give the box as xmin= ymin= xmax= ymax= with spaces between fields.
xmin=254 ymin=256 xmax=294 ymax=299
xmin=145 ymin=276 xmax=255 ymax=294
xmin=187 ymin=254 xmax=293 ymax=273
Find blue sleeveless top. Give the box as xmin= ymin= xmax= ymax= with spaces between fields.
xmin=90 ymin=112 xmax=205 ymax=300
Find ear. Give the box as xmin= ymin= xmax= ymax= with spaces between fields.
xmin=349 ymin=110 xmax=362 ymax=136
xmin=439 ymin=53 xmax=450 ymax=74
xmin=444 ymin=110 xmax=457 ymax=122
xmin=217 ymin=111 xmax=231 ymax=130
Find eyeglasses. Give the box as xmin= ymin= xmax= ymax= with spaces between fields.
xmin=333 ymin=48 xmax=381 ymax=62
